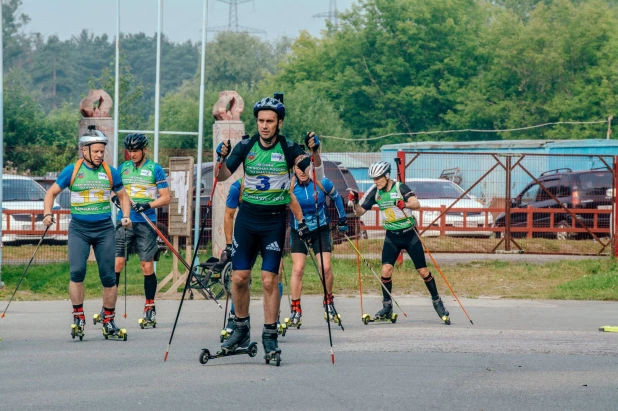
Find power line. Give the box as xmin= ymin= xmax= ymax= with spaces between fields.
xmin=313 ymin=0 xmax=338 ymax=29
xmin=208 ymin=0 xmax=266 ymax=35
xmin=322 ymin=119 xmax=611 ymax=142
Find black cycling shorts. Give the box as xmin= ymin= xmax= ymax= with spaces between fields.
xmin=115 ymin=222 xmax=158 ymax=262
xmin=68 ymin=219 xmax=116 ymax=287
xmin=381 ymin=227 xmax=427 ymax=269
xmin=290 ymin=227 xmax=332 ymax=255
xmin=231 ymin=205 xmax=286 ymax=274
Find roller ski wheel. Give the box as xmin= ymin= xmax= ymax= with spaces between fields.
xmin=264 ymin=351 xmax=281 ymax=366
xmin=432 ymin=298 xmax=451 ymax=325
xmin=200 ymin=342 xmax=258 ymax=364
xmin=277 ymin=323 xmax=287 ymax=337
xmin=92 ymin=309 xmax=104 ymax=326
xmin=71 ymin=312 xmax=86 ymax=341
xmin=102 ymin=317 xmax=128 ymax=341
xmin=362 ymin=312 xmax=398 ymax=325
xmin=285 ymin=311 xmax=302 ymax=329
xmin=138 ymin=306 xmax=157 ymax=329
xmin=220 ymin=328 xmax=233 ymax=343
xmin=262 ymin=327 xmax=281 ymax=366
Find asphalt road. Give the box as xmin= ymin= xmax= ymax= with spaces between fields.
xmin=0 ymin=296 xmax=617 ymax=410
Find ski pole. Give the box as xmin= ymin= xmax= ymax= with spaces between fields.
xmin=343 ymin=234 xmax=408 ymax=317
xmin=2 ymin=226 xmax=50 ymax=318
xmin=310 ymin=150 xmax=335 ymax=364
xmin=123 ymin=228 xmax=128 ymax=319
xmin=164 ymin=159 xmax=225 ymax=361
xmin=393 ymin=157 xmax=473 ymax=325
xmin=356 ymin=219 xmax=364 ymax=316
xmin=281 ymin=261 xmax=291 ymax=309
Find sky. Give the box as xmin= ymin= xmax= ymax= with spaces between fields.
xmin=19 ymin=0 xmax=357 ymax=43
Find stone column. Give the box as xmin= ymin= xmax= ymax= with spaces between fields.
xmin=78 ymin=90 xmax=115 ymax=164
xmin=211 ymin=91 xmax=246 ymax=259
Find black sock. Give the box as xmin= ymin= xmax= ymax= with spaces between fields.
xmin=424 ymin=273 xmax=439 ymax=300
xmin=380 ymin=276 xmax=392 ymax=301
xmin=264 ymin=323 xmax=277 ymax=330
xmin=144 ymin=273 xmax=158 ymax=300
xmin=115 ymin=272 xmax=121 ymax=287
xmin=235 ymin=316 xmax=249 ymax=323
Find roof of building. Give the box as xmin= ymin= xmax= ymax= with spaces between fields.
xmin=381 ymin=139 xmax=618 ymax=151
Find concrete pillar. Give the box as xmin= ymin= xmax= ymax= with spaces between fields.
xmin=78 ymin=90 xmax=115 ymax=164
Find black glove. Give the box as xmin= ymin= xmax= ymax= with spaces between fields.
xmin=297 ymin=219 xmax=310 ymax=241
xmin=304 ymin=132 xmax=320 ymax=152
xmin=223 ymin=244 xmax=233 ymax=261
xmin=111 ymin=196 xmax=121 ymax=208
xmin=132 ymin=202 xmax=151 ymax=213
xmin=216 ymin=140 xmax=231 ymax=161
xmin=337 ymin=218 xmax=349 ymax=233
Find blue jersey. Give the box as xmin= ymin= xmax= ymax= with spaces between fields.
xmin=290 ymin=177 xmax=345 ymax=231
xmin=226 ymin=180 xmax=242 ymax=209
xmin=56 ymin=162 xmax=123 ymax=223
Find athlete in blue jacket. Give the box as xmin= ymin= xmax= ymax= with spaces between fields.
xmin=286 ymin=164 xmax=347 ymax=327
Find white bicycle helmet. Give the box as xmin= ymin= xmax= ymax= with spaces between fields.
xmin=368 ymin=161 xmax=391 ymax=179
xmin=79 ymin=130 xmax=108 ymax=147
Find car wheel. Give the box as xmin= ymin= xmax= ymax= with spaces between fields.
xmin=556 ymin=221 xmax=570 ymax=241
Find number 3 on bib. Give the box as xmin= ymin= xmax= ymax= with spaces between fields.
xmin=256 ymin=176 xmax=270 ymax=191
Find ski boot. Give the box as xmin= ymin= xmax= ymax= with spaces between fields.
xmin=323 ymin=293 xmax=344 ymax=330
xmin=220 ymin=313 xmax=236 ymax=343
xmin=138 ymin=300 xmax=156 ymax=329
xmin=71 ymin=310 xmax=86 ymax=341
xmin=102 ymin=312 xmax=128 ymax=341
xmin=284 ymin=300 xmax=302 ymax=329
xmin=262 ymin=327 xmax=281 ymax=366
xmin=432 ymin=297 xmax=451 ymax=325
xmin=92 ymin=307 xmax=104 ymax=325
xmin=277 ymin=311 xmax=287 ymax=337
xmin=362 ymin=300 xmax=398 ymax=324
xmin=200 ymin=318 xmax=258 ymax=364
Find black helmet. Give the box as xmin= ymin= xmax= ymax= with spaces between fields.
xmin=253 ymin=97 xmax=286 ymax=121
xmin=124 ymin=133 xmax=149 ymax=150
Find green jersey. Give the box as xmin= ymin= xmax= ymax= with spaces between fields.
xmin=362 ymin=181 xmax=415 ymax=231
xmin=241 ymin=141 xmax=291 ymax=206
xmin=69 ymin=162 xmax=113 ymax=215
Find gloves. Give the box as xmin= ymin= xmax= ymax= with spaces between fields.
xmin=337 ymin=218 xmax=349 ymax=233
xmin=297 ymin=219 xmax=310 ymax=241
xmin=223 ymin=244 xmax=233 ymax=261
xmin=111 ymin=196 xmax=121 ymax=208
xmin=347 ymin=190 xmax=359 ymax=207
xmin=396 ymin=199 xmax=406 ymax=210
xmin=216 ymin=140 xmax=231 ymax=162
xmin=132 ymin=202 xmax=151 ymax=213
xmin=304 ymin=132 xmax=320 ymax=153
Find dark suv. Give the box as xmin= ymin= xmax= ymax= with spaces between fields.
xmin=494 ymin=168 xmax=613 ymax=239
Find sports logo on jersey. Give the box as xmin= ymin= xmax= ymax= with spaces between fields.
xmin=391 ymin=193 xmax=401 ymax=199
xmin=271 ymin=153 xmax=284 ymax=162
xmin=77 ymin=172 xmax=85 ymax=180
xmin=376 ymin=194 xmax=382 ymax=201
xmin=248 ymin=151 xmax=256 ymax=161
xmin=98 ymin=172 xmax=109 ymax=180
xmin=265 ymin=241 xmax=281 ymax=252
xmin=140 ymin=169 xmax=152 ymax=177
xmin=123 ymin=168 xmax=130 ymax=175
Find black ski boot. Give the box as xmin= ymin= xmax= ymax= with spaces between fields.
xmin=71 ymin=311 xmax=85 ymax=341
xmin=432 ymin=297 xmax=451 ymax=325
xmin=262 ymin=327 xmax=281 ymax=366
xmin=220 ymin=313 xmax=236 ymax=342
xmin=102 ymin=312 xmax=128 ymax=341
xmin=323 ymin=293 xmax=343 ymax=329
xmin=375 ymin=300 xmax=393 ymax=319
xmin=219 ymin=317 xmax=250 ymax=354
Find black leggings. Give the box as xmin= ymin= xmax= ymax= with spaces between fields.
xmin=381 ymin=227 xmax=427 ymax=269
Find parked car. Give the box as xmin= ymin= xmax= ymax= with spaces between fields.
xmin=403 ymin=178 xmax=493 ymax=237
xmin=2 ymin=175 xmax=69 ymax=243
xmin=494 ymin=168 xmax=613 ymax=239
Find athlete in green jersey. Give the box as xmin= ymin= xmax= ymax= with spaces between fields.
xmin=215 ymin=95 xmax=322 ymax=362
xmin=349 ymin=161 xmax=451 ymax=324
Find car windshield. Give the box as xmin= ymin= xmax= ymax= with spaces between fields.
xmin=406 ymin=181 xmax=469 ymax=200
xmin=577 ymin=172 xmax=612 ymax=195
xmin=2 ymin=179 xmax=47 ymax=201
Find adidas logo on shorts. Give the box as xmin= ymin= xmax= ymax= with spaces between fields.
xmin=266 ymin=241 xmax=280 ymax=252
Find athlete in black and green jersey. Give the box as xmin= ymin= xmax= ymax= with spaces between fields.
xmin=215 ymin=96 xmax=322 ymax=361
xmin=349 ymin=161 xmax=450 ymax=324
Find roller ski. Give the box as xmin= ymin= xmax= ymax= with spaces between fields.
xmin=102 ymin=312 xmax=128 ymax=341
xmin=432 ymin=297 xmax=451 ymax=325
xmin=201 ymin=317 xmax=258 ymax=364
xmin=219 ymin=313 xmax=236 ymax=343
xmin=138 ymin=300 xmax=156 ymax=329
xmin=362 ymin=300 xmax=398 ymax=325
xmin=92 ymin=307 xmax=104 ymax=325
xmin=262 ymin=327 xmax=282 ymax=366
xmin=284 ymin=300 xmax=302 ymax=329
xmin=277 ymin=311 xmax=287 ymax=337
xmin=71 ymin=310 xmax=86 ymax=341
xmin=323 ymin=294 xmax=343 ymax=330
